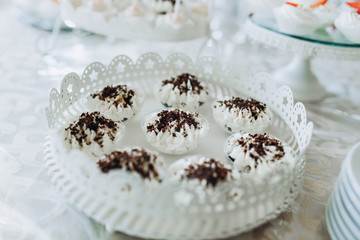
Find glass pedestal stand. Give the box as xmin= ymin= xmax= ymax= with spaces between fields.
xmin=273 ymin=55 xmax=326 ymax=101
xmin=245 ymin=18 xmax=360 ymax=102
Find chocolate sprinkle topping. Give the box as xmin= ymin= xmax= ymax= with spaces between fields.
xmin=235 ymin=133 xmax=285 ymax=167
xmin=217 ymin=97 xmax=267 ymax=120
xmin=161 ymin=73 xmax=207 ymax=95
xmin=64 ymin=112 xmax=119 ymax=148
xmin=165 ymin=0 xmax=176 ymax=4
xmin=97 ymin=148 xmax=161 ymax=181
xmin=91 ymin=85 xmax=135 ymax=108
xmin=147 ymin=109 xmax=201 ymax=137
xmin=156 ymin=0 xmax=177 ymax=6
xmin=183 ymin=159 xmax=232 ymax=187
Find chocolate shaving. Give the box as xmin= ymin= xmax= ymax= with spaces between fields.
xmin=165 ymin=0 xmax=176 ymax=5
xmin=97 ymin=148 xmax=161 ymax=181
xmin=91 ymin=85 xmax=135 ymax=108
xmin=235 ymin=134 xmax=285 ymax=168
xmin=147 ymin=109 xmax=201 ymax=137
xmin=183 ymin=159 xmax=232 ymax=187
xmin=161 ymin=73 xmax=207 ymax=95
xmin=217 ymin=97 xmax=267 ymax=120
xmin=157 ymin=0 xmax=177 ymax=6
xmin=65 ymin=112 xmax=118 ymax=148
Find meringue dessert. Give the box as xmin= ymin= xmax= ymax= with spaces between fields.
xmin=167 ymin=155 xmax=237 ymax=188
xmin=334 ymin=2 xmax=360 ymax=43
xmin=311 ymin=1 xmax=339 ymax=26
xmin=189 ymin=1 xmax=208 ymax=16
xmin=155 ymin=11 xmax=194 ymax=28
xmin=157 ymin=73 xmax=208 ymax=110
xmin=87 ymin=85 xmax=144 ymax=122
xmin=224 ymin=133 xmax=295 ymax=177
xmin=97 ymin=147 xmax=165 ymax=185
xmin=274 ymin=2 xmax=322 ymax=35
xmin=62 ymin=112 xmax=125 ymax=157
xmin=142 ymin=0 xmax=176 ymax=13
xmin=212 ymin=97 xmax=272 ymax=134
xmin=123 ymin=3 xmax=144 ymax=17
xmin=142 ymin=109 xmax=209 ymax=155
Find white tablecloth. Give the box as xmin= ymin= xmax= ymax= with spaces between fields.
xmin=1 ymin=2 xmax=360 ymax=240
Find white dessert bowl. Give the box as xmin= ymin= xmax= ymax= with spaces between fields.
xmin=326 ymin=142 xmax=360 ymax=240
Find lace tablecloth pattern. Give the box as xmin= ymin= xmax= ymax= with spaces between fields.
xmin=1 ymin=3 xmax=360 ymax=240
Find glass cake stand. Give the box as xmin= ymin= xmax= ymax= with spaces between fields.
xmin=245 ymin=16 xmax=360 ymax=102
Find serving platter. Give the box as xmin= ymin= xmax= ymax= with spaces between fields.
xmin=44 ymin=52 xmax=313 ymax=239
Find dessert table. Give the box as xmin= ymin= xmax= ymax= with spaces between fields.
xmin=1 ymin=2 xmax=360 ymax=240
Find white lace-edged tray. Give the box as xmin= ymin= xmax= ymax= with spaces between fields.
xmin=60 ymin=0 xmax=208 ymax=41
xmin=44 ymin=52 xmax=313 ymax=239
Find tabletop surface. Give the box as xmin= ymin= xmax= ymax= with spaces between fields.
xmin=1 ymin=2 xmax=360 ymax=240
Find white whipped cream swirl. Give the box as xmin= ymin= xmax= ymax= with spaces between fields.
xmin=212 ymin=96 xmax=272 ymax=134
xmin=87 ymin=85 xmax=144 ymax=122
xmin=275 ymin=4 xmax=318 ymax=23
xmin=142 ymin=109 xmax=209 ymax=155
xmin=157 ymin=74 xmax=208 ymax=111
xmin=97 ymin=147 xmax=165 ymax=187
xmin=225 ymin=133 xmax=295 ymax=178
xmin=312 ymin=3 xmax=339 ymax=25
xmin=167 ymin=155 xmax=239 ymax=187
xmin=335 ymin=10 xmax=360 ymax=28
xmin=62 ymin=112 xmax=125 ymax=158
xmin=334 ymin=10 xmax=360 ymax=43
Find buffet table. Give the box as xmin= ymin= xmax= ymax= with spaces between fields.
xmin=1 ymin=2 xmax=360 ymax=240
